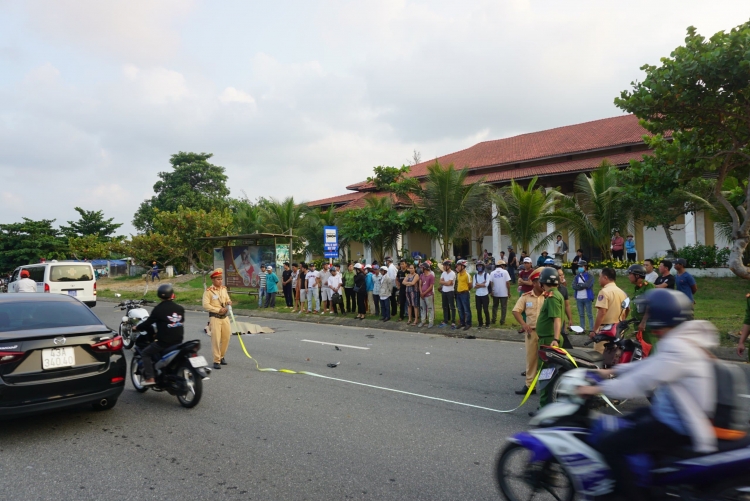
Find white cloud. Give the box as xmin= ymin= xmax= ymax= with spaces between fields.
xmin=219 ymin=87 xmax=257 ymax=107
xmin=121 ymin=65 xmax=190 ymax=104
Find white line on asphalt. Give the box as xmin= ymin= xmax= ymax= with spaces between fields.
xmin=301 ymin=339 xmax=370 ymax=350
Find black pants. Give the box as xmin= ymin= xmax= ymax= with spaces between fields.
xmin=613 ymin=249 xmax=624 ymax=260
xmin=332 ymin=297 xmax=344 ymax=314
xmin=491 ymin=296 xmax=508 ymax=324
xmin=442 ymin=290 xmax=456 ymax=324
xmin=357 ymin=291 xmax=367 ymax=315
xmin=344 ymin=287 xmax=355 ymax=312
xmin=627 ymin=253 xmax=636 ymax=262
xmin=390 ymin=287 xmax=398 ymax=315
xmin=283 ymin=284 xmax=293 ymax=306
xmin=373 ymin=294 xmax=380 ymax=315
xmin=508 ymin=266 xmax=516 ymax=283
xmin=475 ymin=295 xmax=490 ymax=327
xmin=264 ymin=292 xmax=277 ymax=308
xmin=398 ymin=287 xmax=407 ymax=319
xmin=140 ymin=341 xmax=167 ymax=380
xmin=595 ymin=407 xmax=690 ymax=501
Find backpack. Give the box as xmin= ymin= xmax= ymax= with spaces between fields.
xmin=562 ymin=241 xmax=569 ymax=252
xmin=712 ymin=361 xmax=750 ymax=439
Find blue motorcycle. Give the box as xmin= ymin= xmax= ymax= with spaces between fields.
xmin=495 ymin=369 xmax=750 ymax=500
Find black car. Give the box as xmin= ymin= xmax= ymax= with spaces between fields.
xmin=0 ymin=293 xmax=126 ymax=419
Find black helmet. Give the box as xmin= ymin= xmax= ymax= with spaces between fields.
xmin=539 ymin=267 xmax=559 ymax=286
xmin=157 ymin=283 xmax=174 ymax=300
xmin=635 ymin=289 xmax=693 ymax=329
xmin=627 ymin=264 xmax=647 ymax=278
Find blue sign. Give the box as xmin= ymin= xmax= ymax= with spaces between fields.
xmin=323 ymin=226 xmax=338 ymax=258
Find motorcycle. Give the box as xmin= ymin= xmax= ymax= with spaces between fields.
xmin=115 ymin=299 xmax=153 ymax=349
xmin=537 ymin=298 xmax=646 ymax=404
xmin=130 ymin=334 xmax=211 ymax=408
xmin=495 ymin=369 xmax=750 ymax=501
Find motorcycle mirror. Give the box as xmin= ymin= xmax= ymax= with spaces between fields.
xmin=569 ymin=325 xmax=584 ymax=334
xmin=621 ymin=297 xmax=630 ymax=309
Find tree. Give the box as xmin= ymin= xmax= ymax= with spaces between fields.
xmin=60 ymin=207 xmax=122 ymax=240
xmin=618 ymin=155 xmax=714 ymax=253
xmin=0 ymin=218 xmax=67 ymax=271
xmin=150 ymin=206 xmax=234 ymax=272
xmin=68 ymin=234 xmax=129 ymax=260
xmin=260 ymin=197 xmax=308 ymax=236
xmin=550 ymin=162 xmax=631 ymax=259
xmin=615 ymin=22 xmax=750 ymax=277
xmin=127 ymin=232 xmax=173 ymax=268
xmin=133 ymin=152 xmax=230 ymax=231
xmin=418 ymin=162 xmax=487 ymax=259
xmin=300 ymin=204 xmax=338 ymax=258
xmin=492 ymin=177 xmax=559 ymax=254
xmin=231 ymin=198 xmax=264 ymax=235
xmin=340 ymin=196 xmax=406 ymax=263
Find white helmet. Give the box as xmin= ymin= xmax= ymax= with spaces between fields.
xmin=354 ymin=263 xmax=363 ymax=270
xmin=365 ymin=264 xmax=372 ymax=269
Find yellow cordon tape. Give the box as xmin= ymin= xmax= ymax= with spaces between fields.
xmin=230 ymin=308 xmax=620 ymax=414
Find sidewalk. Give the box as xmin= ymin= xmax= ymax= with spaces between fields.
xmin=99 ymin=298 xmax=746 ymax=362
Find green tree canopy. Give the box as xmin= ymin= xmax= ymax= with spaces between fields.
xmin=492 ymin=177 xmax=559 ymax=254
xmin=340 ymin=196 xmax=406 ymax=263
xmin=615 ymin=21 xmax=750 ymax=277
xmin=0 ymin=218 xmax=67 ymax=271
xmin=133 ymin=152 xmax=230 ymax=231
xmin=60 ymin=207 xmax=122 ymax=241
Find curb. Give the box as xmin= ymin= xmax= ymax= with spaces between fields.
xmin=98 ymin=298 xmax=746 ymax=363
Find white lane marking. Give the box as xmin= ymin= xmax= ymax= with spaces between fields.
xmin=303 ymin=372 xmax=517 ymax=413
xmin=301 ymin=339 xmax=370 ymax=350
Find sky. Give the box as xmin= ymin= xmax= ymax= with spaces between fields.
xmin=1 ymin=1 xmax=749 ymax=234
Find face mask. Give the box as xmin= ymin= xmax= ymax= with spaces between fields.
xmin=578 ymin=267 xmax=584 ymax=273
xmin=477 ymin=266 xmax=484 ymax=272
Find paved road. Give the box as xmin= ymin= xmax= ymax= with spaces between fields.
xmin=0 ymin=306 xmax=613 ymax=500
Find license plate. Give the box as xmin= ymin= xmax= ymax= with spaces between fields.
xmin=189 ymin=356 xmax=208 ymax=368
xmin=42 ymin=347 xmax=75 ymax=370
xmin=538 ymin=367 xmax=556 ymax=381
xmin=67 ymin=290 xmax=77 ymax=296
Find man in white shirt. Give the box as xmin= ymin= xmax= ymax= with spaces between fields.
xmin=16 ymin=269 xmax=37 ymax=292
xmin=327 ymin=266 xmax=344 ymax=314
xmin=473 ymin=261 xmax=491 ymax=329
xmin=489 ymin=261 xmax=512 ymax=325
xmin=644 ymin=258 xmax=659 ymax=284
xmin=306 ymin=264 xmax=321 ymax=313
xmin=386 ymin=256 xmax=398 ymax=316
xmin=319 ymin=264 xmax=332 ymax=315
xmin=438 ymin=260 xmax=457 ymax=329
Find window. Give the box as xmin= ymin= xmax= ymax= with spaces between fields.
xmin=50 ymin=265 xmax=93 ymax=282
xmin=23 ymin=266 xmax=45 ymax=283
xmin=0 ymin=300 xmax=102 ymax=332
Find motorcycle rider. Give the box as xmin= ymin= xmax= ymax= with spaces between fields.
xmin=627 ymin=263 xmax=656 ymax=353
xmin=578 ymin=288 xmax=719 ymax=501
xmin=134 ymin=283 xmax=185 ymax=386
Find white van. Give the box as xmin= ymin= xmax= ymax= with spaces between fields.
xmin=8 ymin=261 xmax=97 ymax=307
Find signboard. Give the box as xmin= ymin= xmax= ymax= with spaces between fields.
xmin=275 ymin=244 xmax=289 ymax=273
xmin=323 ymin=226 xmax=338 ymax=259
xmin=221 ymin=245 xmax=275 ymax=288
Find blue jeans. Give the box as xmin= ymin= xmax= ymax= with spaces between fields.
xmin=307 ymin=286 xmax=320 ymax=311
xmin=380 ymin=298 xmax=391 ymax=320
xmin=258 ymin=287 xmax=266 ymax=307
xmin=456 ymin=292 xmax=471 ymax=326
xmin=576 ymin=298 xmax=594 ymax=330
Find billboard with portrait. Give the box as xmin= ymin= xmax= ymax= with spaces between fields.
xmin=221 ymin=245 xmax=275 ymax=288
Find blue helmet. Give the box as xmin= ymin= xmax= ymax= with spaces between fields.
xmin=543 ymin=258 xmax=555 ymax=266
xmin=635 ymin=289 xmax=693 ymax=329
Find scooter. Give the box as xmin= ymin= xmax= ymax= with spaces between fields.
xmin=495 ymin=369 xmax=750 ymax=501
xmin=537 ymin=298 xmax=646 ymax=404
xmin=115 ymin=299 xmax=153 ymax=349
xmin=129 ymin=332 xmax=211 ymax=408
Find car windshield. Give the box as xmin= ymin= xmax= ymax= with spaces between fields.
xmin=50 ymin=265 xmax=93 ymax=282
xmin=0 ymin=301 xmax=102 ymax=332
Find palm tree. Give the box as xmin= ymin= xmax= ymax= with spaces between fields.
xmin=260 ymin=197 xmax=309 ymax=236
xmin=550 ymin=162 xmax=630 ymax=259
xmin=491 ymin=177 xmax=560 ymax=254
xmin=300 ymin=204 xmax=340 ymax=259
xmin=420 ymin=162 xmax=487 ymax=259
xmin=232 ymin=200 xmax=263 ymax=234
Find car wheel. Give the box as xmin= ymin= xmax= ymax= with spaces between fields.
xmin=91 ymin=397 xmax=118 ymax=411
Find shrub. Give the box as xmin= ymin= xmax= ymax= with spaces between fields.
xmin=674 ymin=243 xmax=729 ymax=269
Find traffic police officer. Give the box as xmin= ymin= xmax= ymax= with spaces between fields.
xmin=628 ymin=263 xmax=656 ymax=353
xmin=511 ymin=267 xmax=544 ymax=396
xmin=203 ymin=268 xmax=232 ymax=370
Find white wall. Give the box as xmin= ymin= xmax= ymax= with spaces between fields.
xmin=642 ymin=225 xmax=686 ymax=259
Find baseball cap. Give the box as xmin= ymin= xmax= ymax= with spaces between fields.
xmin=523 ymin=257 xmax=532 ymax=263
xmin=266 ymin=265 xmax=272 ymax=270
xmin=20 ymin=269 xmax=30 ymax=278
xmin=674 ymin=258 xmax=687 ymax=267
xmin=365 ymin=264 xmax=372 ymax=269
